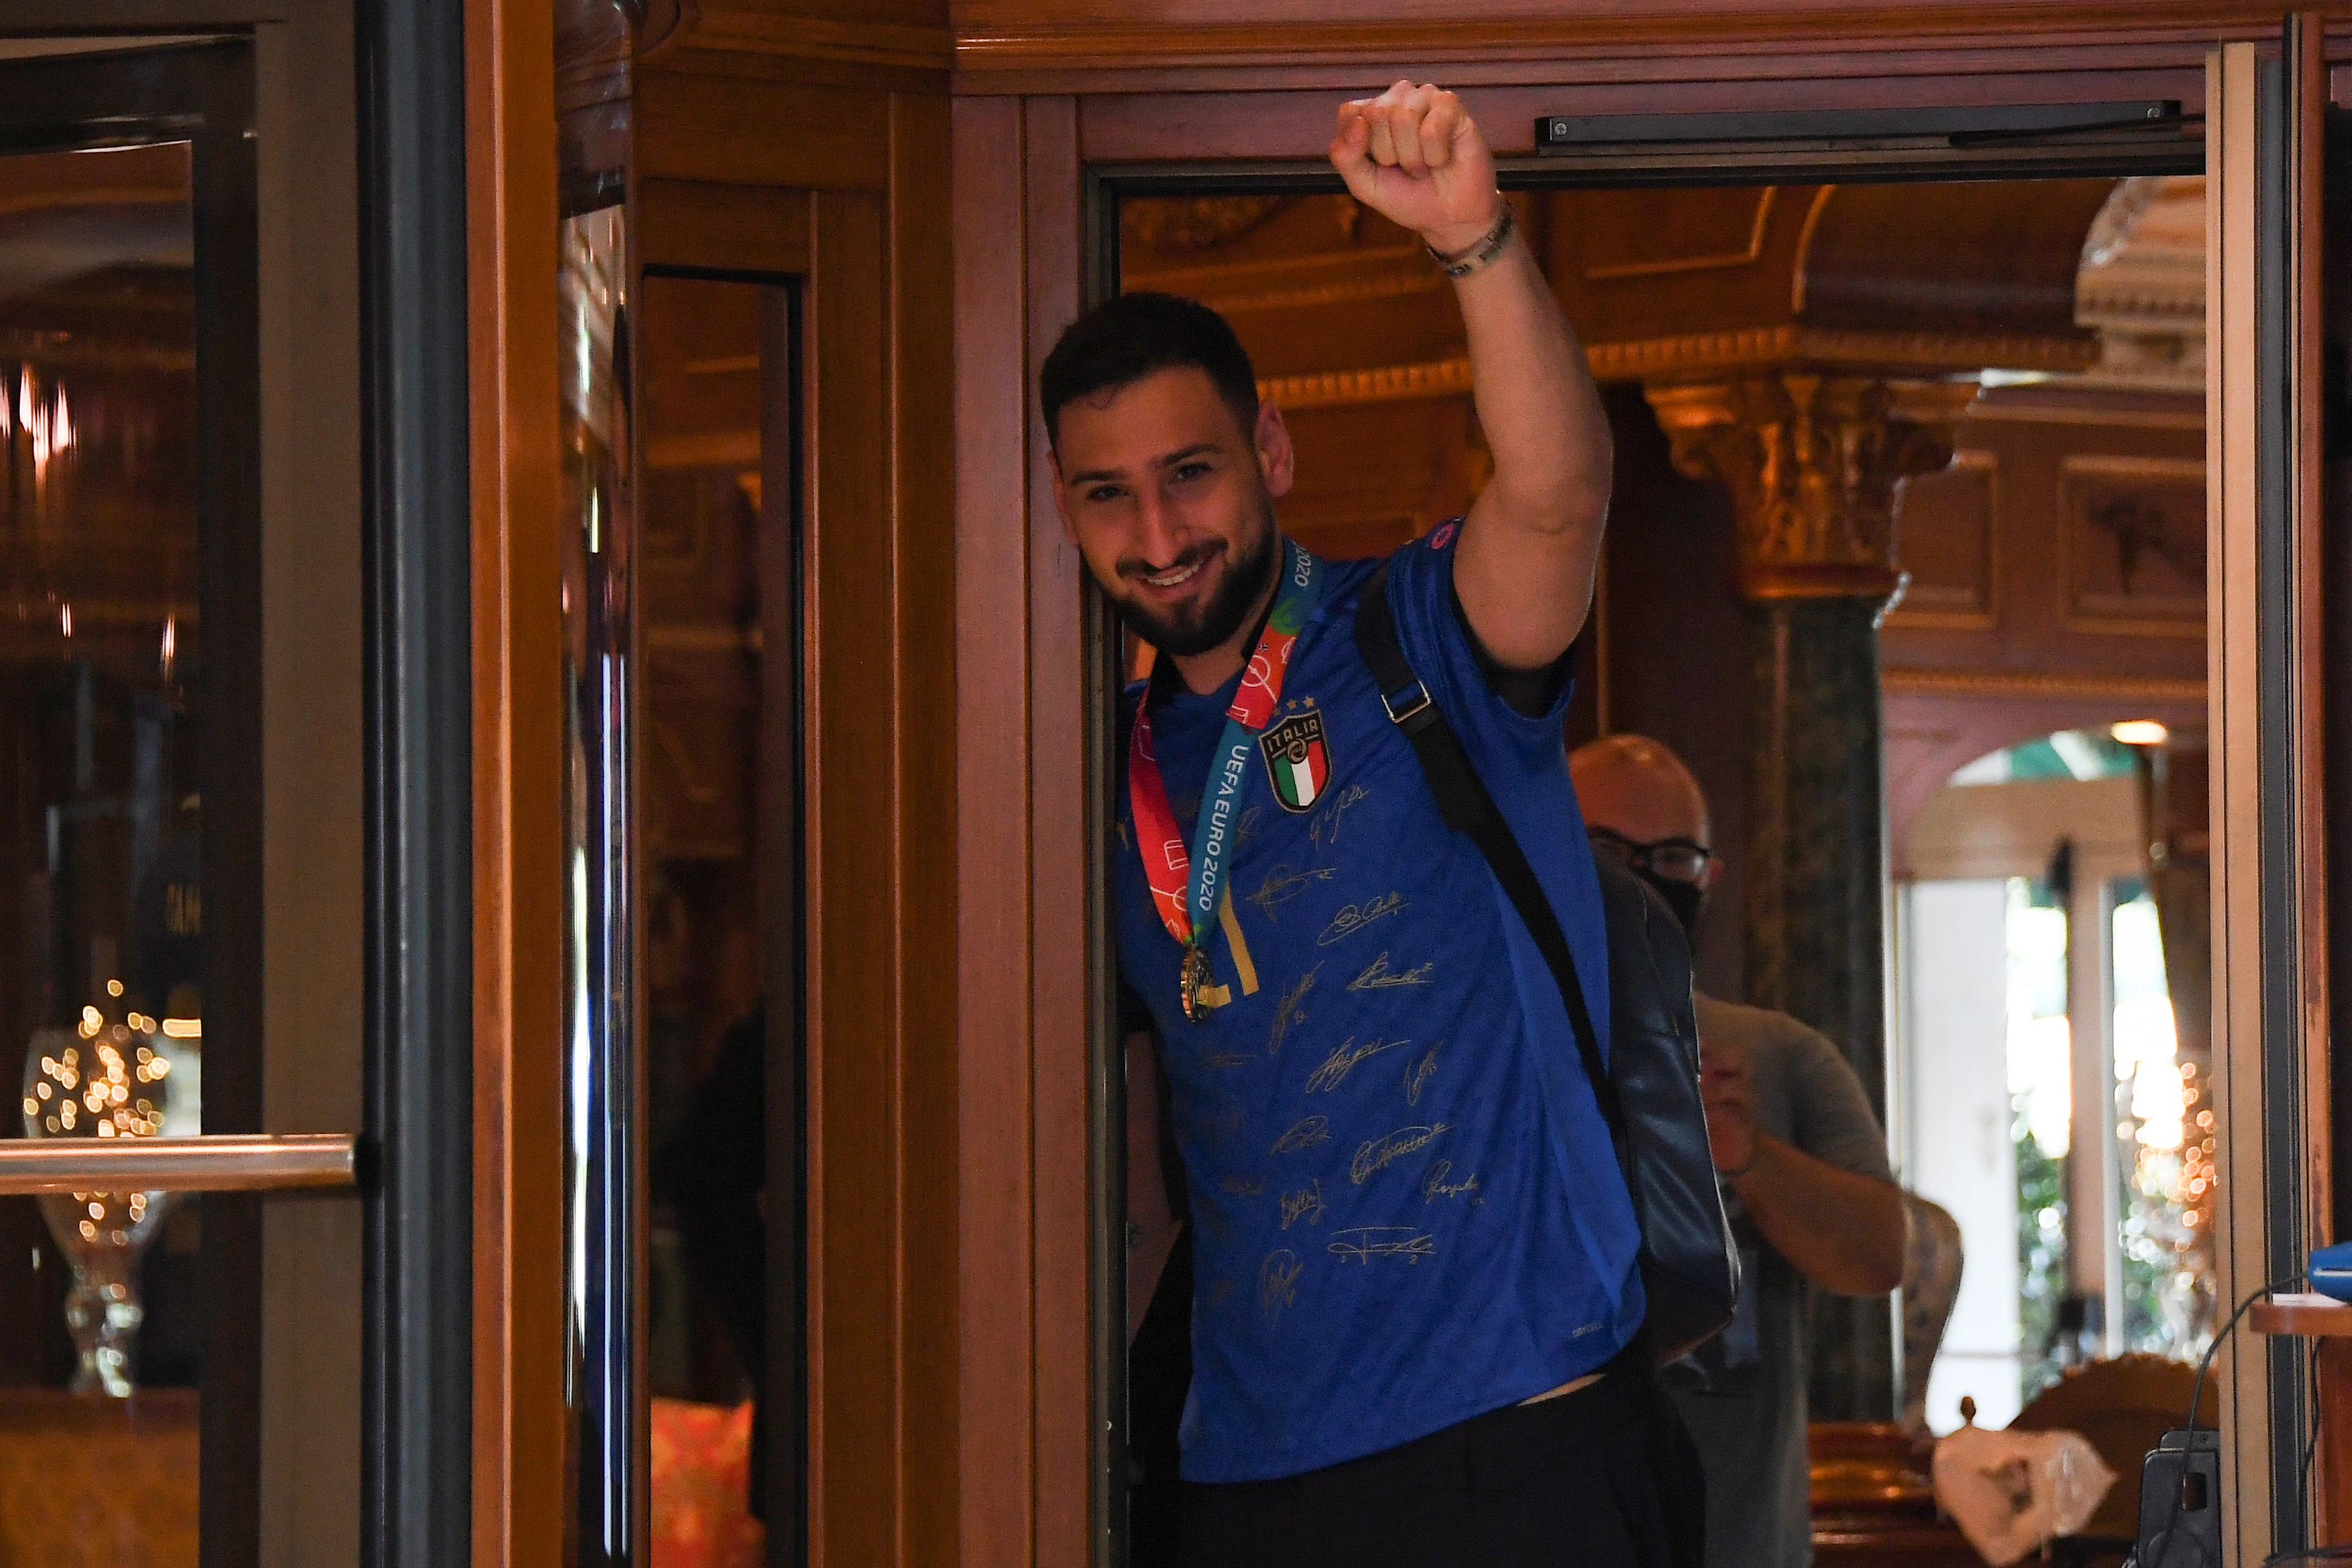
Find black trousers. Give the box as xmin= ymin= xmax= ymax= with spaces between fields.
xmin=1178 ymin=1355 xmax=1705 ymax=1568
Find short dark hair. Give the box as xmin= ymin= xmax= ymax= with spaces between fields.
xmin=1039 ymin=291 xmax=1260 ymax=448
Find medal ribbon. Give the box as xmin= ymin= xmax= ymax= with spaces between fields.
xmin=1129 ymin=538 xmax=1322 ymax=951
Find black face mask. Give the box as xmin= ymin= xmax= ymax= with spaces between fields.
xmin=1636 ymin=868 xmax=1705 ymax=946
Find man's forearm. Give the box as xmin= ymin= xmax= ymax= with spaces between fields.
xmin=1728 ymin=1135 xmax=1905 ymax=1296
xmin=1326 ymin=84 xmax=1607 ymax=667
xmin=1447 ymin=221 xmax=1614 ymax=668
xmin=1454 ymin=229 xmax=1611 ymax=538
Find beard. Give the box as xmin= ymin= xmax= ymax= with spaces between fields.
xmin=1114 ymin=505 xmax=1280 ymax=658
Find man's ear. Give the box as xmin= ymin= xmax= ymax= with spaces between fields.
xmin=1255 ymin=401 xmax=1296 ymax=500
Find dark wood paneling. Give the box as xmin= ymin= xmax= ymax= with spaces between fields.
xmin=953 ymin=1 xmax=2338 ymax=90
xmin=1591 ymin=384 xmax=1753 ymax=1001
xmin=637 ymin=179 xmax=811 ymax=276
xmin=636 ymin=69 xmax=891 ymax=192
xmin=806 ymin=183 xmax=899 ymax=1568
xmin=671 ymin=2 xmax=953 ymax=74
xmin=887 ymin=86 xmax=962 ymax=1565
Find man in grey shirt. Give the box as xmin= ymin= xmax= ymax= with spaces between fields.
xmin=1570 ymin=735 xmax=1904 ymax=1568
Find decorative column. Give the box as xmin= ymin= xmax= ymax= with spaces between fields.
xmin=1648 ymin=371 xmax=1976 ymax=1423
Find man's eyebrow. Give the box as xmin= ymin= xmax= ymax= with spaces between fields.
xmin=1066 ymin=442 xmax=1223 ymax=488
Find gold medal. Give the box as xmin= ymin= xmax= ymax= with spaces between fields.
xmin=1179 ymin=946 xmax=1213 ymax=1024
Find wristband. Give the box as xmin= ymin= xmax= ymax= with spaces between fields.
xmin=1425 ymin=203 xmax=1516 ymax=279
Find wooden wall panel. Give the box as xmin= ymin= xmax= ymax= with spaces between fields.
xmin=672 ymin=0 xmax=952 ymax=73
xmin=1020 ymin=95 xmax=1097 ymax=1568
xmin=472 ymin=22 xmax=958 ymax=1564
xmin=949 ymin=89 xmax=1096 ymax=1568
xmin=637 ymin=69 xmax=892 ymax=191
xmin=804 ymin=185 xmax=900 ymax=1568
xmin=888 ymin=84 xmax=962 ymax=1564
xmin=951 ymin=94 xmax=1037 ymax=1568
xmin=637 ymin=178 xmax=811 ymax=276
xmin=953 ymin=1 xmax=2346 ymax=94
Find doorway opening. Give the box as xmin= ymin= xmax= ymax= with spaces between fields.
xmin=1093 ymin=121 xmax=2220 ymax=1567
xmin=1899 ymin=729 xmax=2211 ymax=1433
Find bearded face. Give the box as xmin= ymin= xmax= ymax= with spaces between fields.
xmin=1051 ymin=366 xmax=1293 ymax=666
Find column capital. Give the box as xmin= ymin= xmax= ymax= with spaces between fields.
xmin=1646 ymin=372 xmax=1979 ymax=602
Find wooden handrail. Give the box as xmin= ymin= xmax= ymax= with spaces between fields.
xmin=0 ymin=1134 xmax=357 ymax=1193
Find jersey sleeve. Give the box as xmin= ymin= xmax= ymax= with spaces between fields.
xmin=1380 ymin=525 xmax=1579 ymax=778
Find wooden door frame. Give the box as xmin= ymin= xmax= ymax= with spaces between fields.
xmin=952 ymin=15 xmax=2352 ymax=1566
xmin=2206 ymin=22 xmax=2335 ymax=1558
xmin=465 ymin=11 xmax=959 ymax=1565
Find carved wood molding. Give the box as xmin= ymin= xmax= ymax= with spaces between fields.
xmin=1591 ymin=324 xmax=2096 ymax=382
xmin=1206 ymin=265 xmax=1445 ymax=316
xmin=1259 ymin=326 xmax=2091 ymax=415
xmin=675 ymin=7 xmax=953 ymax=70
xmin=1882 ymin=665 xmax=2206 ymax=703
xmin=953 ymin=0 xmax=2302 ymax=76
xmin=1258 ymin=355 xmax=1474 ymax=411
xmin=1132 ymin=244 xmax=1445 ymax=316
xmin=1650 ymin=373 xmax=1980 ymax=600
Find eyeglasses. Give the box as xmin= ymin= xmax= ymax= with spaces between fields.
xmin=1586 ymin=826 xmax=1712 ymax=885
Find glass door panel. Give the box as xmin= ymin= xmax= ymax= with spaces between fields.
xmin=0 ymin=43 xmax=354 ymax=1568
xmin=0 ymin=130 xmax=206 ymax=1567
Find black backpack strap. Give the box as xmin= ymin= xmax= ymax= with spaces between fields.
xmin=1353 ymin=563 xmax=1627 ymax=1140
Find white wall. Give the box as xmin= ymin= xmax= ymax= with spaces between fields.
xmin=1902 ymin=878 xmax=2023 ymax=1432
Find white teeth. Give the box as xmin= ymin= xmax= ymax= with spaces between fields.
xmin=1145 ymin=559 xmax=1205 ymax=589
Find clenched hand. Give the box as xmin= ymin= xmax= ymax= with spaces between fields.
xmin=1329 ymin=81 xmax=1503 ymax=257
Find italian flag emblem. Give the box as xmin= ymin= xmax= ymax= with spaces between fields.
xmin=1259 ymin=707 xmax=1331 ymax=813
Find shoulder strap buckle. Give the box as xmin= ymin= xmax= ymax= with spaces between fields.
xmin=1379 ymin=680 xmax=1432 ymax=726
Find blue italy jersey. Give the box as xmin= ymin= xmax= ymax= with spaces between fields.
xmin=1113 ymin=527 xmax=1642 ymax=1485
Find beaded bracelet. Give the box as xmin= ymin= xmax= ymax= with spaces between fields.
xmin=1425 ymin=203 xmax=1517 ymax=279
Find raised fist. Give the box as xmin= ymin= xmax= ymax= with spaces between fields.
xmin=1329 ymin=81 xmax=1503 ymax=257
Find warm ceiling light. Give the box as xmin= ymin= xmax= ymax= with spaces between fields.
xmin=2111 ymin=719 xmax=2169 ymax=747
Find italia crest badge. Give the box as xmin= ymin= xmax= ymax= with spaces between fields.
xmin=1259 ymin=703 xmax=1331 ymax=813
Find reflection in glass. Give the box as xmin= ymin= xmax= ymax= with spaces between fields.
xmin=640 ymin=274 xmax=773 ymax=1568
xmin=0 ymin=140 xmax=204 ymax=1410
xmin=22 ymin=1009 xmax=178 ymax=1394
xmin=0 ymin=124 xmax=207 ymax=1568
xmin=561 ymin=198 xmax=637 ymax=1565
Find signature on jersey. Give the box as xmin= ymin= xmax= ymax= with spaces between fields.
xmin=1317 ymin=891 xmax=1407 ymax=947
xmin=1327 ymin=1226 xmax=1436 ymax=1265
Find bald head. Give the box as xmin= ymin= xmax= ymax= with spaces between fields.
xmin=1568 ymin=734 xmax=1710 ymax=850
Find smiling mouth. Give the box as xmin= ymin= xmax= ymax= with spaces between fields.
xmin=1132 ymin=548 xmax=1219 ymax=593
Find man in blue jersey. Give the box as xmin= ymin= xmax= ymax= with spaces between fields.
xmin=1045 ymin=82 xmax=1703 ymax=1567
